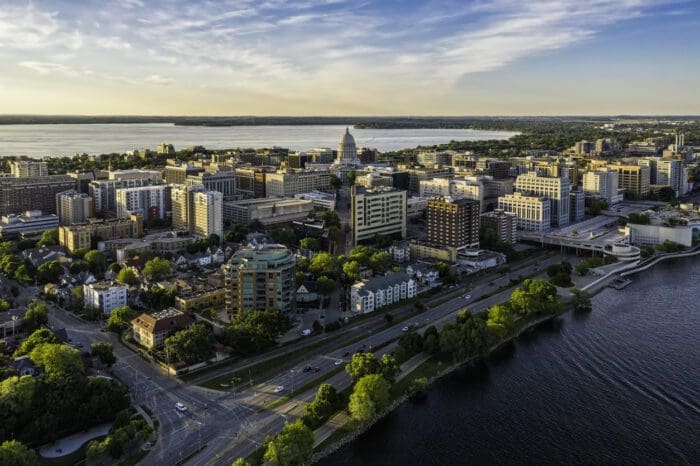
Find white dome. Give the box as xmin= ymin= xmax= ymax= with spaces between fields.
xmin=339 ymin=127 xmax=356 ymax=147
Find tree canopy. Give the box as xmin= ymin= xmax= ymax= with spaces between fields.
xmin=142 ymin=257 xmax=171 ymax=279
xmin=263 ymin=419 xmax=314 ymax=466
xmin=345 ymin=352 xmax=381 ymax=381
xmin=116 ymin=268 xmax=138 ymax=286
xmin=510 ymin=279 xmax=561 ymax=316
xmin=106 ymin=306 xmax=138 ymax=332
xmin=348 ymin=374 xmax=391 ymax=422
xmin=0 ymin=440 xmax=37 ymax=466
xmin=164 ymin=323 xmax=214 ymax=365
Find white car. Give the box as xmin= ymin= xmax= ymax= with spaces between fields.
xmin=274 ymin=386 xmax=285 ymax=393
xmin=175 ymin=403 xmax=187 ymax=412
xmin=401 ymin=326 xmax=409 ymax=332
xmin=465 ymin=295 xmax=471 ymax=300
xmin=334 ymin=359 xmax=344 ymax=366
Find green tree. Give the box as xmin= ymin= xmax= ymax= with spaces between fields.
xmin=310 ymin=252 xmax=337 ymax=278
xmin=315 ymin=276 xmax=336 ymax=305
xmin=347 ymin=170 xmax=357 ymax=186
xmin=232 ymin=459 xmax=251 ymax=466
xmin=68 ymin=260 xmax=90 ymax=275
xmin=164 ymin=323 xmax=214 ymax=365
xmin=439 ymin=327 xmax=461 ymax=362
xmin=329 ymin=174 xmax=342 ymax=191
xmin=37 ymin=229 xmax=58 ymax=246
xmin=510 ymin=279 xmax=561 ymax=316
xmin=348 ymin=245 xmax=373 ymax=265
xmin=15 ymin=328 xmax=59 ymax=356
xmin=30 ymin=343 xmax=84 ymax=380
xmin=0 ymin=375 xmax=36 ymax=414
xmin=395 ymin=332 xmax=423 ymax=363
xmin=143 ymin=257 xmax=171 ymax=279
xmin=36 ymin=260 xmax=63 ymax=284
xmin=0 ymin=440 xmax=38 ymax=466
xmin=348 ymin=374 xmax=391 ymax=422
xmin=380 ymin=353 xmax=400 ymax=383
xmin=0 ymin=299 xmax=10 ymax=313
xmin=263 ymin=419 xmax=314 ymax=466
xmin=91 ymin=343 xmax=117 ymax=367
xmin=407 ymin=377 xmax=429 ymax=398
xmin=571 ymin=288 xmax=593 ymax=312
xmin=71 ymin=248 xmax=89 ymax=259
xmin=486 ymin=305 xmax=514 ymax=338
xmin=106 ymin=306 xmax=138 ymax=332
xmin=116 ymin=267 xmax=138 ymax=286
xmin=345 ymin=352 xmax=381 ymax=381
xmin=304 ymin=383 xmax=337 ymax=427
xmin=342 ymin=260 xmax=361 ymax=282
xmin=84 ymin=250 xmax=107 ymax=274
xmin=139 ymin=286 xmax=176 ymax=310
xmin=23 ymin=301 xmax=48 ymax=333
xmin=369 ymin=251 xmax=393 ymax=273
xmin=299 ymin=237 xmax=320 ymax=251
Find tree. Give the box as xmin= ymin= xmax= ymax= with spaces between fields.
xmin=143 ymin=257 xmax=171 ymax=279
xmin=575 ymin=262 xmax=590 ymax=276
xmin=71 ymin=248 xmax=89 ymax=259
xmin=15 ymin=328 xmax=59 ymax=356
xmin=84 ymin=250 xmax=107 ymax=274
xmin=164 ymin=323 xmax=214 ymax=365
xmin=140 ymin=286 xmax=176 ymax=310
xmin=232 ymin=459 xmax=252 ymax=466
xmin=106 ymin=306 xmax=138 ymax=332
xmin=380 ymin=354 xmax=400 ymax=383
xmin=369 ymin=251 xmax=393 ymax=273
xmin=348 ymin=245 xmax=373 ymax=265
xmin=486 ymin=305 xmax=515 ymax=338
xmin=345 ymin=352 xmax=381 ymax=381
xmin=68 ymin=260 xmax=90 ymax=275
xmin=439 ymin=327 xmax=461 ymax=362
xmin=0 ymin=299 xmax=10 ymax=313
xmin=299 ymin=237 xmax=320 ymax=251
xmin=384 ymin=313 xmax=394 ymax=324
xmin=37 ymin=229 xmax=58 ymax=246
xmin=36 ymin=260 xmax=63 ymax=284
xmin=348 ymin=374 xmax=391 ymax=422
xmin=0 ymin=440 xmax=37 ymax=466
xmin=304 ymin=383 xmax=337 ymax=427
xmin=571 ymin=288 xmax=592 ymax=312
xmin=263 ymin=419 xmax=314 ymax=466
xmin=342 ymin=260 xmax=361 ymax=282
xmin=116 ymin=267 xmax=138 ymax=286
xmin=329 ymin=174 xmax=342 ymax=191
xmin=91 ymin=343 xmax=117 ymax=367
xmin=23 ymin=301 xmax=48 ymax=333
xmin=407 ymin=377 xmax=429 ymax=399
xmin=315 ymin=276 xmax=336 ymax=296
xmin=510 ymin=279 xmax=561 ymax=316
xmin=30 ymin=343 xmax=84 ymax=380
xmin=395 ymin=332 xmax=423 ymax=362
xmin=310 ymin=252 xmax=337 ymax=278
xmin=423 ymin=333 xmax=440 ymax=354
xmin=0 ymin=375 xmax=36 ymax=413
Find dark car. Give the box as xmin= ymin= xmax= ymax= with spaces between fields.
xmin=303 ymin=366 xmax=312 ymax=373
xmin=312 ymin=367 xmax=321 ymax=373
xmin=342 ymin=351 xmax=350 ymax=357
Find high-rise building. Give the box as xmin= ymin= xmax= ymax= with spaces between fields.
xmin=514 ymin=173 xmax=570 ymax=227
xmin=56 ymin=190 xmax=94 ymax=225
xmin=192 ymin=190 xmax=223 ymax=240
xmin=58 ymin=215 xmax=143 ymax=252
xmin=609 ymin=164 xmax=650 ymax=198
xmin=426 ymin=197 xmax=480 ymax=249
xmin=416 ymin=151 xmax=453 ymax=167
xmin=223 ymin=198 xmax=314 ymax=226
xmin=405 ymin=166 xmax=453 ymax=194
xmin=224 ymin=244 xmax=296 ymax=318
xmin=582 ymin=170 xmax=623 ymax=205
xmin=480 ymin=209 xmax=518 ymax=244
xmin=0 ymin=175 xmax=76 ymax=216
xmin=234 ymin=167 xmax=270 ymax=198
xmin=163 ymin=163 xmax=205 ymax=185
xmin=476 ymin=159 xmax=511 ymax=179
xmin=351 ymin=186 xmax=407 ymax=245
xmin=637 ymin=158 xmax=658 ymax=184
xmin=186 ymin=170 xmax=236 ymax=200
xmin=498 ymin=192 xmax=551 ymax=232
xmin=10 ymin=160 xmax=49 ymax=178
xmin=569 ymin=189 xmax=586 ymax=222
xmin=656 ymin=159 xmax=683 ymax=196
xmin=89 ymin=170 xmax=163 ymax=212
xmin=265 ymin=170 xmax=332 ymax=197
xmin=115 ymin=185 xmax=170 ymax=220
xmin=419 ymin=178 xmax=485 ymax=210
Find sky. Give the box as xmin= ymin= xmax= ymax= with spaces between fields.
xmin=0 ymin=0 xmax=698 ymax=116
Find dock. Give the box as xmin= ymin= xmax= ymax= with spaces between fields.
xmin=608 ymin=277 xmax=632 ymax=290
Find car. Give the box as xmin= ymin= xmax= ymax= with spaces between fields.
xmin=303 ymin=366 xmax=312 ymax=373
xmin=75 ymin=343 xmax=84 ymax=349
xmin=300 ymin=329 xmax=311 ymax=336
xmin=320 ymin=314 xmax=325 ymax=319
xmin=334 ymin=359 xmax=343 ymax=366
xmin=402 ymin=326 xmax=409 ymax=332
xmin=342 ymin=351 xmax=350 ymax=357
xmin=312 ymin=367 xmax=321 ymax=373
xmin=175 ymin=403 xmax=187 ymax=412
xmin=273 ymin=386 xmax=285 ymax=393
xmin=465 ymin=295 xmax=471 ymax=300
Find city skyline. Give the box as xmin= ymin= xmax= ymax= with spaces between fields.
xmin=1 ymin=0 xmax=699 ymax=116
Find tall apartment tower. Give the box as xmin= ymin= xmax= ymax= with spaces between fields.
xmin=171 ymin=184 xmax=222 ymax=240
xmin=56 ymin=190 xmax=94 ymax=225
xmin=10 ymin=160 xmax=48 ymax=178
xmin=514 ymin=173 xmax=570 ymax=227
xmin=426 ymin=197 xmax=480 ymax=249
xmin=480 ymin=209 xmax=518 ymax=244
xmin=351 ymin=186 xmax=407 ymax=246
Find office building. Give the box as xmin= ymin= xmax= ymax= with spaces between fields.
xmin=89 ymin=170 xmax=163 ymax=212
xmin=480 ymin=209 xmax=518 ymax=244
xmin=0 ymin=175 xmax=75 ymax=216
xmin=307 ymin=148 xmax=335 ymax=164
xmin=156 ymin=144 xmax=175 ymax=155
xmin=582 ymin=170 xmax=623 ymax=205
xmin=186 ymin=170 xmax=236 ymax=200
xmin=265 ymin=169 xmax=332 ymax=197
xmin=476 ymin=159 xmax=511 ymax=179
xmin=351 ymin=271 xmax=417 ymax=314
xmin=426 ymin=197 xmax=480 ymax=249
xmin=609 ymin=164 xmax=650 ymax=198
xmin=58 ymin=215 xmax=143 ymax=252
xmin=498 ymin=192 xmax=551 ymax=232
xmin=0 ymin=210 xmax=59 ymax=238
xmin=514 ymin=173 xmax=570 ymax=227
xmin=84 ymin=281 xmax=128 ymax=315
xmin=656 ymin=159 xmax=684 ymax=196
xmin=570 ymin=189 xmax=586 ymax=222
xmin=406 ymin=166 xmax=453 ymax=194
xmin=223 ymin=198 xmax=313 ymax=226
xmin=115 ymin=185 xmax=170 ymax=220
xmin=293 ymin=191 xmax=336 ymax=210
xmin=351 ymin=186 xmax=407 ymax=245
xmin=163 ymin=163 xmax=205 ymax=185
xmin=10 ymin=160 xmax=48 ymax=177
xmin=416 ymin=151 xmax=453 ymax=167
xmin=419 ymin=177 xmax=485 ymax=211
xmin=234 ymin=167 xmax=270 ymax=198
xmin=224 ymin=244 xmax=296 ymax=318
xmin=56 ymin=190 xmax=94 ymax=225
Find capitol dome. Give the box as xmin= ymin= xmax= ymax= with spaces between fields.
xmin=337 ymin=127 xmax=358 ymax=165
xmin=339 ymin=127 xmax=356 ymax=147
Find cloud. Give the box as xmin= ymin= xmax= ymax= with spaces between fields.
xmin=144 ymin=74 xmax=174 ymax=85
xmin=97 ymin=36 xmax=132 ymax=50
xmin=18 ymin=61 xmax=79 ymax=76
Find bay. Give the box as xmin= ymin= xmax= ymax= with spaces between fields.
xmin=0 ymin=124 xmax=517 ymax=157
xmin=319 ymin=256 xmax=700 ymax=465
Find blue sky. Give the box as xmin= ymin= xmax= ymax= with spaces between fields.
xmin=0 ymin=0 xmax=698 ymax=115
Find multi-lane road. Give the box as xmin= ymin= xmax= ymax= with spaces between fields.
xmin=41 ymin=251 xmax=563 ymax=465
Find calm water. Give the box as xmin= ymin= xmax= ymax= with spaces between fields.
xmin=0 ymin=124 xmax=517 ymax=157
xmin=320 ymin=257 xmax=700 ymax=465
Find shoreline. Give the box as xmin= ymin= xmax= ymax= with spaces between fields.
xmin=309 ymin=248 xmax=699 ymax=464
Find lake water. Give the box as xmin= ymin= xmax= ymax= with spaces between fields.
xmin=0 ymin=124 xmax=518 ymax=157
xmin=319 ymin=256 xmax=700 ymax=465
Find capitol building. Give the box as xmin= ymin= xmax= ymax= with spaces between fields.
xmin=330 ymin=127 xmax=363 ymax=182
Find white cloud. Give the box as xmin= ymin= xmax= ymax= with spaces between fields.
xmin=144 ymin=74 xmax=174 ymax=85
xmin=97 ymin=36 xmax=132 ymax=51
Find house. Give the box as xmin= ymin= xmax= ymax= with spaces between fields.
xmin=0 ymin=308 xmax=25 ymax=339
xmin=10 ymin=356 xmax=38 ymax=376
xmin=84 ymin=281 xmax=129 ymax=315
xmin=296 ymin=281 xmax=319 ymax=304
xmin=405 ymin=262 xmax=440 ymax=287
xmin=351 ymin=271 xmax=417 ymax=314
xmin=131 ymin=308 xmax=193 ymax=349
xmin=21 ymin=246 xmax=66 ymax=267
xmin=457 ymin=249 xmax=507 ymax=273
xmin=388 ymin=241 xmax=411 ymax=263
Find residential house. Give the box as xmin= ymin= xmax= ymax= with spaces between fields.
xmin=350 ymin=271 xmax=417 ymax=314
xmin=405 ymin=262 xmax=440 ymax=287
xmin=131 ymin=308 xmax=193 ymax=349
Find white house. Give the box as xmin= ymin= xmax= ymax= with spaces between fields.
xmin=84 ymin=281 xmax=128 ymax=315
xmin=405 ymin=262 xmax=440 ymax=287
xmin=351 ymin=271 xmax=417 ymax=314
